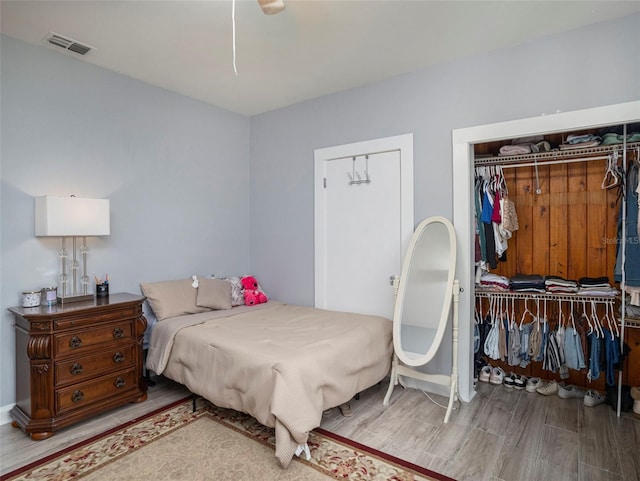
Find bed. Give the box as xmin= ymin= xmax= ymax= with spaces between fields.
xmin=143 ymin=277 xmax=393 ymax=467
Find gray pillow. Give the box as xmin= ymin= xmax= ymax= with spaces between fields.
xmin=196 ymin=277 xmax=232 ymax=310
xmin=140 ymin=279 xmax=210 ymax=321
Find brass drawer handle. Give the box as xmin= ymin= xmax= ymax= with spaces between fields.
xmin=69 ymin=336 xmax=82 ymax=348
xmin=113 ymin=352 xmax=125 ymax=363
xmin=113 ymin=328 xmax=125 ymax=339
xmin=114 ymin=377 xmax=126 ymax=388
xmin=70 ymin=363 xmax=83 ymax=375
xmin=72 ymin=390 xmax=84 ymax=403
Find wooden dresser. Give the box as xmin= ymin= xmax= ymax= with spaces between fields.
xmin=8 ymin=293 xmax=148 ymax=440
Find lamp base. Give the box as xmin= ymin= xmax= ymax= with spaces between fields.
xmin=57 ymin=294 xmax=94 ymax=304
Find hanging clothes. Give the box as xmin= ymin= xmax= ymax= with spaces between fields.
xmin=604 ymin=329 xmax=620 ymax=386
xmin=587 ymin=331 xmax=602 ymax=382
xmin=615 ymin=161 xmax=640 ymax=286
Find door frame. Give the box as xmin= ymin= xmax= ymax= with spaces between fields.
xmin=314 ymin=133 xmax=414 ymax=309
xmin=452 ymin=100 xmax=640 ymax=403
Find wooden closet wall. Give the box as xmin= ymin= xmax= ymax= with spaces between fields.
xmin=474 ymin=129 xmax=640 ymax=390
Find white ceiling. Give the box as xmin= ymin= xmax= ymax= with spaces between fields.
xmin=2 ymin=1 xmax=639 ymax=116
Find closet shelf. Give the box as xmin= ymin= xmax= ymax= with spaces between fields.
xmin=619 ymin=317 xmax=640 ymax=329
xmin=474 ymin=141 xmax=640 ymax=166
xmin=475 ymin=288 xmax=618 ymax=303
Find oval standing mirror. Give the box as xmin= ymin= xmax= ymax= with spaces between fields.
xmin=393 ymin=216 xmax=456 ymax=366
xmin=383 ymin=216 xmax=459 ymax=423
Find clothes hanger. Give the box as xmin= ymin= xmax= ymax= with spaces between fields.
xmin=589 ymin=300 xmax=605 ymax=338
xmin=608 ymin=301 xmax=620 ymax=337
xmin=519 ymin=298 xmax=535 ymax=329
xmin=569 ymin=299 xmax=577 ymax=332
xmin=557 ymin=298 xmax=564 ymax=328
xmin=602 ymin=300 xmax=616 ymax=339
xmin=581 ymin=299 xmax=594 ymax=335
xmin=601 ymin=152 xmax=620 ymax=189
xmin=498 ymin=296 xmax=506 ymax=331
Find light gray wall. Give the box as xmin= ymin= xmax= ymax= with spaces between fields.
xmin=0 ymin=35 xmax=251 ymax=409
xmin=249 ymin=13 xmax=640 ymax=306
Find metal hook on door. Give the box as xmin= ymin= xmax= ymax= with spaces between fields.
xmin=348 ymin=155 xmax=372 ymax=186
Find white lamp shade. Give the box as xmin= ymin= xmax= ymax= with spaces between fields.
xmin=35 ymin=196 xmax=110 ymax=237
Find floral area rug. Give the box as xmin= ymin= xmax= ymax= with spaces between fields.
xmin=1 ymin=398 xmax=455 ymax=481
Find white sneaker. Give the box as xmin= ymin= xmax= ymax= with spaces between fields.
xmin=525 ymin=377 xmax=541 ymax=393
xmin=503 ymin=372 xmax=516 ymax=389
xmin=583 ymin=390 xmax=606 ymax=407
xmin=514 ymin=374 xmax=527 ymax=391
xmin=558 ymin=383 xmax=585 ymax=399
xmin=479 ymin=365 xmax=492 ymax=383
xmin=536 ymin=380 xmax=559 ymax=396
xmin=631 ymin=387 xmax=640 ymax=418
xmin=489 ymin=367 xmax=505 ymax=385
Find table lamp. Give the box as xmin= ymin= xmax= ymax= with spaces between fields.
xmin=35 ymin=195 xmax=110 ymax=303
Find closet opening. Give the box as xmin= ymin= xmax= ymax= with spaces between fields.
xmin=452 ymin=101 xmax=640 ymax=407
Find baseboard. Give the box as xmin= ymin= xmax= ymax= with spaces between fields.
xmin=0 ymin=403 xmax=14 ymax=426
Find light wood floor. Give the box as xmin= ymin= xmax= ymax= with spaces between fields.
xmin=1 ymin=376 xmax=638 ymax=481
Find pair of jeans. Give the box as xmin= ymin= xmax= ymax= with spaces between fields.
xmin=604 ymin=329 xmax=620 ymax=386
xmin=564 ymin=327 xmax=586 ymax=370
xmin=588 ymin=331 xmax=601 ymax=381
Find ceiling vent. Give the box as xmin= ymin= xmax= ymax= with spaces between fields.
xmin=43 ymin=32 xmax=94 ymax=56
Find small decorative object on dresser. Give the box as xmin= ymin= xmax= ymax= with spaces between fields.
xmin=8 ymin=293 xmax=148 ymax=440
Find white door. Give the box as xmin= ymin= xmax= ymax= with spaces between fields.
xmin=314 ymin=134 xmax=414 ymax=319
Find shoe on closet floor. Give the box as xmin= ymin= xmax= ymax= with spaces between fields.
xmin=479 ymin=365 xmax=492 ymax=383
xmin=514 ymin=374 xmax=527 ymax=390
xmin=525 ymin=377 xmax=541 ymax=393
xmin=536 ymin=380 xmax=559 ymax=396
xmin=584 ymin=390 xmax=606 ymax=407
xmin=558 ymin=383 xmax=585 ymax=399
xmin=631 ymin=386 xmax=640 ymax=419
xmin=503 ymin=372 xmax=516 ymax=389
xmin=489 ymin=367 xmax=505 ymax=385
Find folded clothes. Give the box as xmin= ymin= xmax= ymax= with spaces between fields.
xmin=565 ymin=134 xmax=602 ymax=145
xmin=531 ymin=140 xmax=551 ymax=153
xmin=578 ymin=288 xmax=617 ymax=297
xmin=511 ymin=274 xmax=545 ymax=284
xmin=479 ymin=273 xmax=510 ymax=289
xmin=579 ymin=276 xmax=610 ymax=286
xmin=509 ymin=273 xmax=546 ymax=293
xmin=546 ymin=284 xmax=578 ymax=291
xmin=544 ymin=276 xmax=578 ymax=287
xmin=620 ymin=303 xmax=640 ymax=318
xmin=601 ymin=132 xmax=640 ymax=146
xmin=625 ymin=286 xmax=640 ymax=307
xmin=499 ymin=144 xmax=531 ymax=156
xmin=511 ymin=282 xmax=546 ymax=294
xmin=559 ymin=140 xmax=601 ymax=150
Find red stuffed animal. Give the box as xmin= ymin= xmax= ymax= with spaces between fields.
xmin=241 ymin=276 xmax=268 ymax=306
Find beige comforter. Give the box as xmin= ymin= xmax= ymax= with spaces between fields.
xmin=146 ymin=302 xmax=392 ymax=467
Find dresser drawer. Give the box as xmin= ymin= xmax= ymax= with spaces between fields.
xmin=56 ymin=369 xmax=138 ymax=413
xmin=55 ymin=344 xmax=136 ymax=386
xmin=55 ymin=321 xmax=133 ymax=357
xmin=54 ymin=307 xmax=138 ymax=330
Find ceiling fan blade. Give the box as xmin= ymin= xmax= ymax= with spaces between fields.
xmin=258 ymin=0 xmax=285 ymax=15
